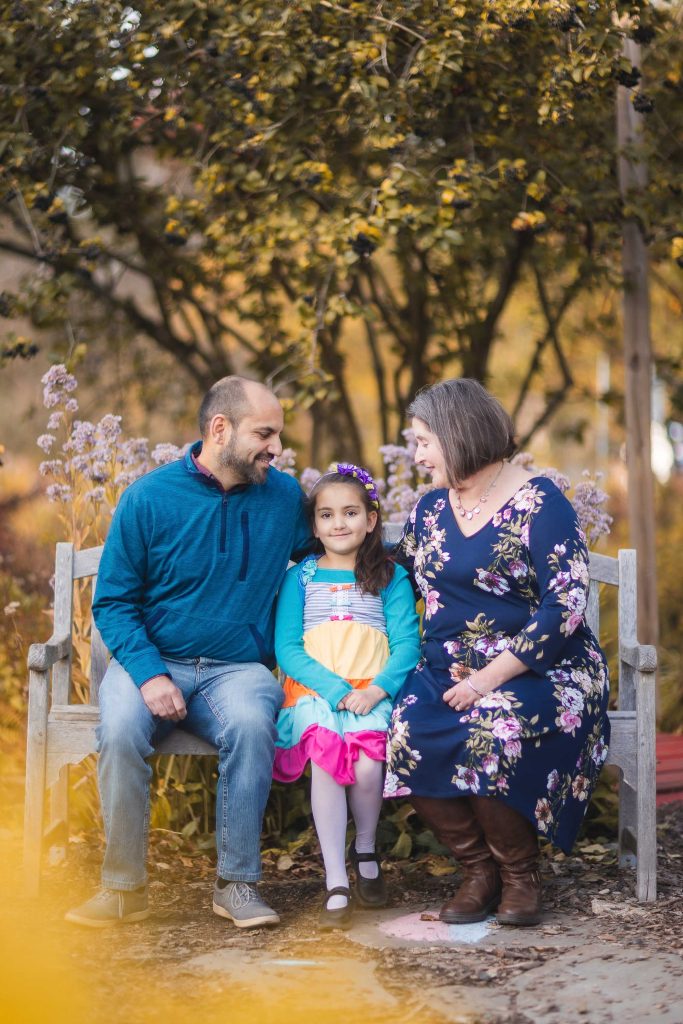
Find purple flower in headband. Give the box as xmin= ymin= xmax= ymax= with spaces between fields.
xmin=333 ymin=462 xmax=380 ymax=508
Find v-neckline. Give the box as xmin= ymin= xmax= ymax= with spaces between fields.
xmin=446 ymin=476 xmax=544 ymax=540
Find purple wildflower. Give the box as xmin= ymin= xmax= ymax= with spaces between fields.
xmin=69 ymin=420 xmax=97 ymax=452
xmin=539 ymin=466 xmax=571 ymax=493
xmin=41 ymin=364 xmax=78 ymax=408
xmin=120 ymin=438 xmax=150 ymax=466
xmin=37 ymin=434 xmax=56 ymax=453
xmin=151 ymin=443 xmax=182 ymax=465
xmin=272 ymin=448 xmax=297 ymax=475
xmin=39 ymin=459 xmax=63 ymax=476
xmin=572 ymin=472 xmax=613 ymax=545
xmin=46 ymin=483 xmax=72 ymax=502
xmin=97 ymin=414 xmax=122 ymax=442
xmin=299 ymin=467 xmax=322 ymax=494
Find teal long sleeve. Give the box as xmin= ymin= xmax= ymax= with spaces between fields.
xmin=274 ymin=562 xmax=420 ymax=710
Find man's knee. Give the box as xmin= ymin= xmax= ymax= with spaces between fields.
xmin=222 ymin=703 xmax=277 ymax=745
xmin=97 ymin=662 xmax=154 ymax=755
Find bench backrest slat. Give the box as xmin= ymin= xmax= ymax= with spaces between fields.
xmin=73 ymin=545 xmax=104 ymax=580
xmin=587 ymin=551 xmax=619 ymax=585
xmin=56 ymin=539 xmax=631 ymax=712
xmin=52 ymin=542 xmax=75 ymax=707
xmin=585 ymin=580 xmax=600 ymax=637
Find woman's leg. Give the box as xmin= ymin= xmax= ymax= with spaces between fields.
xmin=411 ymin=795 xmax=501 ymax=923
xmin=471 ymin=796 xmax=542 ymax=926
xmin=310 ymin=762 xmax=350 ymax=909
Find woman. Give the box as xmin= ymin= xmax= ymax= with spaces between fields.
xmin=384 ymin=378 xmax=610 ymax=927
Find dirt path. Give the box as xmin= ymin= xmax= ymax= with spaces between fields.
xmin=3 ymin=804 xmax=682 ymax=1024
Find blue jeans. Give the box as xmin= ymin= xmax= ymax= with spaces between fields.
xmin=96 ymin=657 xmax=283 ymax=890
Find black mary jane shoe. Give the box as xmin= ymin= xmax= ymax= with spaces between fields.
xmin=348 ymin=842 xmax=388 ymax=908
xmin=318 ymin=886 xmax=353 ymax=931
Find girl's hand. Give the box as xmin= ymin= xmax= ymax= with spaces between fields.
xmin=340 ymin=684 xmax=387 ymax=715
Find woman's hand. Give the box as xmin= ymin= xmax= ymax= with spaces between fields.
xmin=339 ymin=684 xmax=387 ymax=715
xmin=443 ymin=665 xmax=484 ymax=712
xmin=443 ymin=679 xmax=480 ymax=712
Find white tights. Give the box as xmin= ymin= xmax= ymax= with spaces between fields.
xmin=310 ymin=754 xmax=384 ymax=909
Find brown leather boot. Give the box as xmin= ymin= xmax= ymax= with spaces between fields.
xmin=471 ymin=796 xmax=542 ymax=927
xmin=411 ymin=795 xmax=501 ymax=924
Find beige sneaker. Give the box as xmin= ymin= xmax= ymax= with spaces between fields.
xmin=65 ymin=887 xmax=149 ymax=928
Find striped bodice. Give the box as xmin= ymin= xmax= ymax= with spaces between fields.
xmin=303 ymin=581 xmax=387 ymax=635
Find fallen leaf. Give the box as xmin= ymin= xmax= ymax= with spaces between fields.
xmin=591 ymin=898 xmax=647 ymax=918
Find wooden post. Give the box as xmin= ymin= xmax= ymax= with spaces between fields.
xmin=616 ymin=38 xmax=659 ymax=652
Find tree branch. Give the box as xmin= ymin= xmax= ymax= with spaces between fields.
xmin=515 ymin=264 xmax=577 ymax=448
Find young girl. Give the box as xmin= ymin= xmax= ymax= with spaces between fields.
xmin=273 ymin=463 xmax=420 ymax=929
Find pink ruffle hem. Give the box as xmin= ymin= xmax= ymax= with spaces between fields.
xmin=273 ymin=725 xmax=387 ymax=786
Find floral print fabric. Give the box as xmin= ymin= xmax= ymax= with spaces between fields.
xmin=384 ymin=477 xmax=610 ymax=852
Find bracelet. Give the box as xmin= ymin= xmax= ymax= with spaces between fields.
xmin=467 ymin=676 xmax=485 ymax=698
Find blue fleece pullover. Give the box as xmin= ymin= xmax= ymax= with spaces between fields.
xmin=93 ymin=442 xmax=311 ymax=686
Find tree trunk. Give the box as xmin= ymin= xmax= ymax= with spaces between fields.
xmin=617 ymin=38 xmax=659 ymax=652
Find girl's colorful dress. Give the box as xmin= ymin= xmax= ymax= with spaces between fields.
xmin=274 ymin=555 xmax=420 ymax=785
xmin=384 ymin=478 xmax=611 ymax=852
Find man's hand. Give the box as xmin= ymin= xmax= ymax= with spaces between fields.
xmin=140 ymin=675 xmax=187 ymax=721
xmin=339 ymin=684 xmax=388 ymax=716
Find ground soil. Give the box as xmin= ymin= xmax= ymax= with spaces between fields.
xmin=3 ymin=803 xmax=682 ymax=1024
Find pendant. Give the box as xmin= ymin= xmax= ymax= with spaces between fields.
xmin=466 ymin=511 xmax=473 ymax=520
xmin=460 ymin=508 xmax=466 ymax=517
xmin=473 ymin=506 xmax=480 ymax=515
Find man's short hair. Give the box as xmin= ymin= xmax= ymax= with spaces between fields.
xmin=198 ymin=376 xmax=252 ymax=436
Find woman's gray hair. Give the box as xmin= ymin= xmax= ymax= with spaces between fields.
xmin=408 ymin=378 xmax=516 ymax=485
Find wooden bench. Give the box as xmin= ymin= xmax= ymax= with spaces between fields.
xmin=24 ymin=531 xmax=657 ymax=900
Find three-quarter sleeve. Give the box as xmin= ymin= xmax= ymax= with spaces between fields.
xmin=372 ymin=565 xmax=421 ymax=698
xmin=508 ymin=488 xmax=591 ymax=676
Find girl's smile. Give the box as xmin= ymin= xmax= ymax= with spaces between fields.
xmin=313 ymin=483 xmax=377 ymax=569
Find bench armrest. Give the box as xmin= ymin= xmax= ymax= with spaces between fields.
xmin=27 ymin=634 xmax=72 ymax=672
xmin=621 ymin=642 xmax=657 ymax=673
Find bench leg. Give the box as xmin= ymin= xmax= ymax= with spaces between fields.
xmin=636 ymin=675 xmax=657 ymax=902
xmin=618 ymin=774 xmax=637 ymax=867
xmin=47 ymin=767 xmax=69 ymax=865
xmin=24 ymin=669 xmax=49 ymax=897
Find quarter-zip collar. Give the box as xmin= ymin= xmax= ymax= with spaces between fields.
xmin=186 ymin=440 xmax=250 ymax=495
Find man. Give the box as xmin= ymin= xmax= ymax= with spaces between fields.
xmin=66 ymin=377 xmax=311 ymax=929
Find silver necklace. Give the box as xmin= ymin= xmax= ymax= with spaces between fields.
xmin=453 ymin=462 xmax=505 ymax=520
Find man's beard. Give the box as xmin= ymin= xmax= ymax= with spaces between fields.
xmin=218 ymin=438 xmax=270 ymax=484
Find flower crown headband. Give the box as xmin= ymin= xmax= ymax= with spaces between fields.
xmin=322 ymin=462 xmax=381 ymax=509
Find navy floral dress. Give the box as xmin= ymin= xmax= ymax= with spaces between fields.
xmin=384 ymin=477 xmax=610 ymax=852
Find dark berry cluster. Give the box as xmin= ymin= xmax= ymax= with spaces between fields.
xmin=350 ymin=233 xmax=377 ymax=258
xmin=632 ymin=93 xmax=654 ymax=114
xmin=616 ymin=65 xmax=642 ymax=88
xmin=632 ymin=25 xmax=656 ymax=45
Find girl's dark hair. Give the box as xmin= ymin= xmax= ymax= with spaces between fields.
xmin=307 ymin=472 xmax=394 ymax=596
xmin=408 ymin=378 xmax=517 ymax=485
